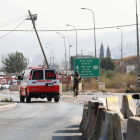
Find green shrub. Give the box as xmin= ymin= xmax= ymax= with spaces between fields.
xmin=136 ymin=89 xmax=140 ymax=93
xmin=5 ymin=97 xmax=13 ymax=102
xmin=125 ymin=88 xmax=135 ymax=93
xmin=101 ymin=89 xmax=107 ymax=92
xmin=106 ymin=70 xmax=116 ymax=78
xmin=129 ymin=70 xmax=137 ymax=76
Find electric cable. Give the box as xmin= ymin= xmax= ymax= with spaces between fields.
xmin=0 ymin=15 xmax=28 ymax=27
xmin=0 ymin=18 xmax=27 ymax=40
xmin=0 ymin=14 xmax=27 ymax=24
xmin=0 ymin=23 xmax=139 ymax=32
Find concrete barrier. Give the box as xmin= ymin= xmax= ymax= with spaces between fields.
xmin=113 ymin=113 xmax=124 ymax=140
xmin=126 ymin=117 xmax=140 ymax=140
xmin=87 ymin=106 xmax=107 ymax=140
xmin=99 ymin=111 xmax=123 ymax=140
xmin=121 ymin=95 xmax=136 ymax=118
xmin=94 ymin=82 xmax=105 ymax=90
xmin=60 ymin=83 xmax=62 ymax=96
xmin=82 ymin=101 xmax=99 ymax=140
xmin=79 ymin=101 xmax=89 ymax=132
xmin=79 ymin=83 xmax=83 ymax=91
xmin=9 ymin=85 xmax=19 ymax=91
xmin=136 ymin=104 xmax=140 ymax=116
xmin=99 ymin=111 xmax=114 ymax=140
xmin=106 ymin=97 xmax=124 ymax=120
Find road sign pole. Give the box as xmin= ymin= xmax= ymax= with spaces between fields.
xmin=91 ymin=77 xmax=92 ymax=89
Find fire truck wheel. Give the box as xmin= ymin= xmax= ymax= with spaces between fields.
xmin=54 ymin=98 xmax=59 ymax=102
xmin=20 ymin=91 xmax=25 ymax=102
xmin=26 ymin=93 xmax=31 ymax=103
xmin=47 ymin=97 xmax=52 ymax=101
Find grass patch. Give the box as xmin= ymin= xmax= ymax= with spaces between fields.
xmin=4 ymin=97 xmax=13 ymax=102
xmin=81 ymin=73 xmax=137 ymax=90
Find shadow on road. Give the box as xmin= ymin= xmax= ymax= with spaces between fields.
xmin=66 ymin=125 xmax=79 ymax=128
xmin=52 ymin=124 xmax=82 ymax=140
xmin=13 ymin=101 xmax=54 ymax=104
xmin=52 ymin=136 xmax=82 ymax=140
xmin=54 ymin=130 xmax=80 ymax=133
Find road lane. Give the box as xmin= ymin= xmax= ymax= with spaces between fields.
xmin=0 ymin=93 xmax=83 ymax=140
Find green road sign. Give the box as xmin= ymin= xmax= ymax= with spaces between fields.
xmin=74 ymin=58 xmax=100 ymax=77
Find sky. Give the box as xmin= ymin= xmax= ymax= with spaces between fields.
xmin=0 ymin=0 xmax=140 ymax=67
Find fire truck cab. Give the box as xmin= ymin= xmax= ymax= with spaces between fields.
xmin=18 ymin=67 xmax=60 ymax=103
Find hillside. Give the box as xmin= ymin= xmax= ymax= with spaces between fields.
xmin=116 ymin=55 xmax=137 ymax=73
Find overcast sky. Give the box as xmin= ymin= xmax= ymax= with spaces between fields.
xmin=0 ymin=0 xmax=140 ymax=67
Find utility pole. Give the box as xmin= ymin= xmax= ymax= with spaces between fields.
xmin=28 ymin=10 xmax=49 ymax=68
xmin=136 ymin=0 xmax=140 ymax=87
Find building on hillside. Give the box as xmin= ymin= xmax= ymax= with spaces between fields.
xmin=99 ymin=44 xmax=104 ymax=58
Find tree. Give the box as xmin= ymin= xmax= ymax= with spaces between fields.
xmin=106 ymin=46 xmax=111 ymax=57
xmin=100 ymin=44 xmax=104 ymax=58
xmin=100 ymin=57 xmax=116 ymax=71
xmin=2 ymin=51 xmax=28 ymax=73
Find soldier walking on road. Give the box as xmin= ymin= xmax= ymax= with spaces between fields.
xmin=71 ymin=71 xmax=81 ymax=98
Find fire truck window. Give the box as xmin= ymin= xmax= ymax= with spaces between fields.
xmin=32 ymin=70 xmax=43 ymax=80
xmin=45 ymin=70 xmax=56 ymax=79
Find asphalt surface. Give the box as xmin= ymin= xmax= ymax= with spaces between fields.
xmin=0 ymin=90 xmax=139 ymax=140
xmin=0 ymin=92 xmax=83 ymax=140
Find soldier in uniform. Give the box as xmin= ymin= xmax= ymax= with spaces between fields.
xmin=71 ymin=71 xmax=81 ymax=98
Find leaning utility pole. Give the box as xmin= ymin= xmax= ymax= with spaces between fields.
xmin=28 ymin=10 xmax=49 ymax=68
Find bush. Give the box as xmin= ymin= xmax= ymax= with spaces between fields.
xmin=137 ymin=89 xmax=140 ymax=93
xmin=129 ymin=70 xmax=137 ymax=76
xmin=125 ymin=88 xmax=135 ymax=93
xmin=5 ymin=97 xmax=13 ymax=102
xmin=106 ymin=70 xmax=116 ymax=78
xmin=101 ymin=89 xmax=107 ymax=92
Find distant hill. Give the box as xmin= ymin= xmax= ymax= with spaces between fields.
xmin=116 ymin=55 xmax=137 ymax=73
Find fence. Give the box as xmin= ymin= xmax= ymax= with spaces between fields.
xmin=59 ymin=76 xmax=71 ymax=84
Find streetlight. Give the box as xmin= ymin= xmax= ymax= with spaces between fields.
xmin=45 ymin=47 xmax=51 ymax=67
xmin=81 ymin=8 xmax=96 ymax=58
xmin=46 ymin=43 xmax=54 ymax=68
xmin=57 ymin=32 xmax=67 ymax=76
xmin=62 ymin=37 xmax=72 ymax=71
xmin=66 ymin=24 xmax=77 ymax=57
xmin=117 ymin=28 xmax=123 ymax=75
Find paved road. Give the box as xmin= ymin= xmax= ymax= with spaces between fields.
xmin=0 ymin=93 xmax=83 ymax=140
xmin=0 ymin=91 xmax=138 ymax=140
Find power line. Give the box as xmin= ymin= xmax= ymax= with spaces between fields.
xmin=0 ymin=15 xmax=28 ymax=27
xmin=0 ymin=18 xmax=27 ymax=40
xmin=0 ymin=14 xmax=27 ymax=24
xmin=0 ymin=23 xmax=139 ymax=32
